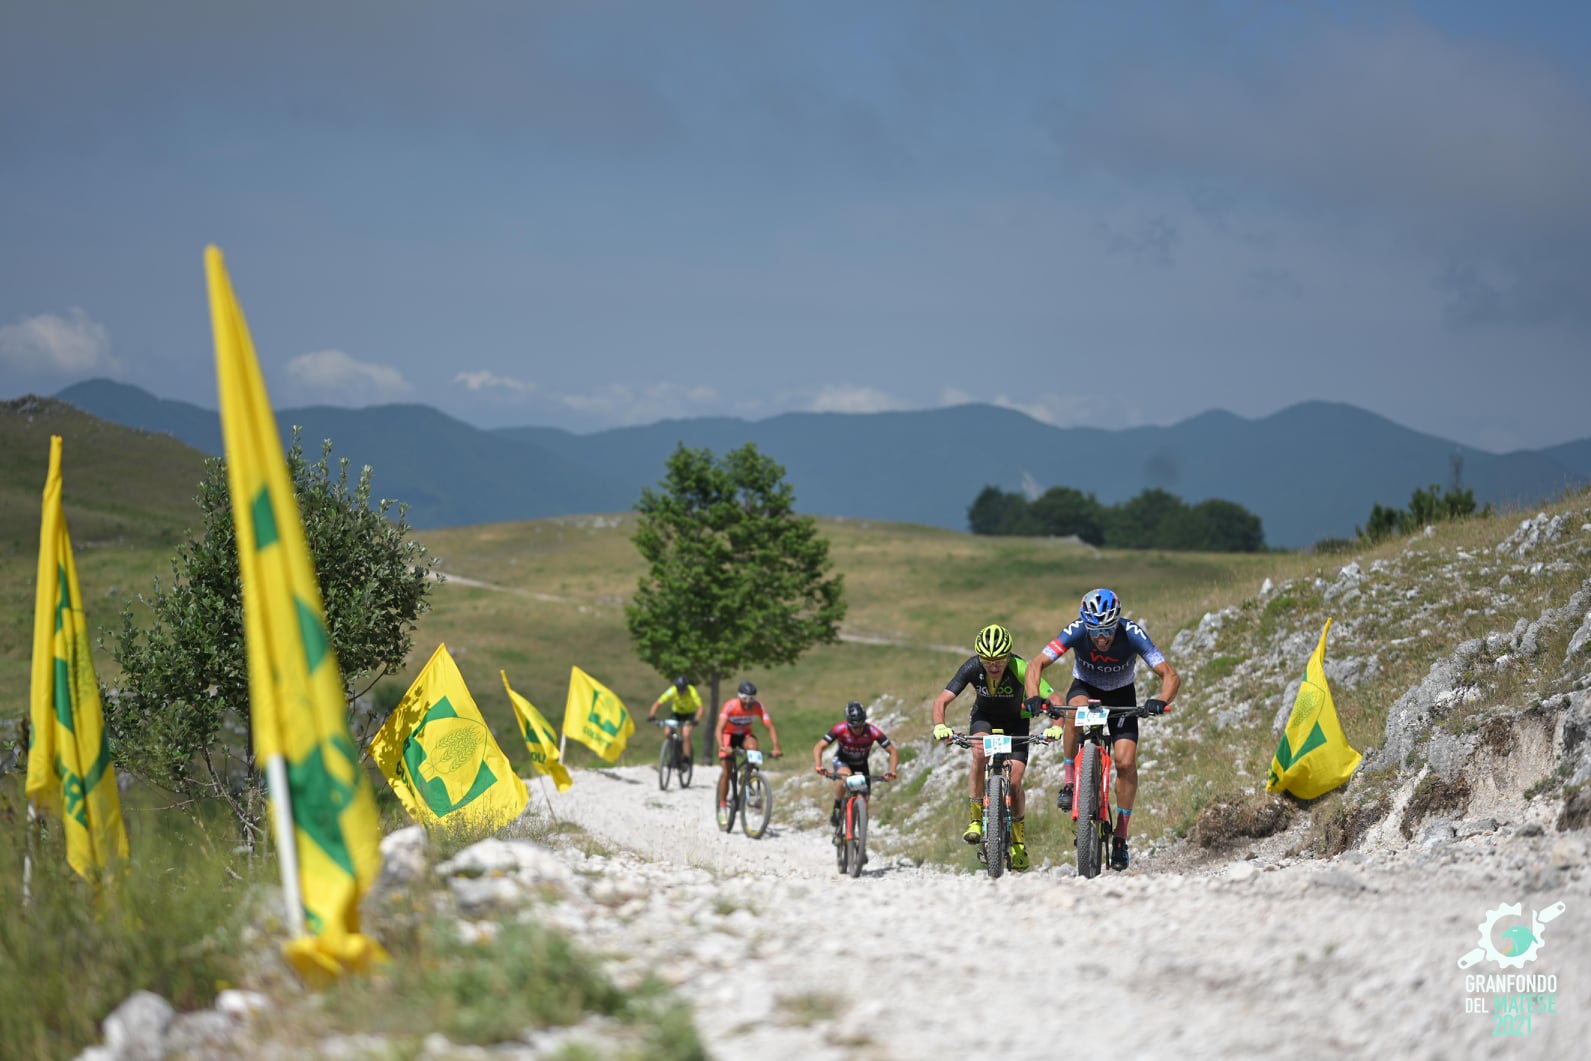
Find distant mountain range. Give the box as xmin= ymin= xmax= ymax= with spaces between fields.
xmin=51 ymin=379 xmax=1588 ymax=549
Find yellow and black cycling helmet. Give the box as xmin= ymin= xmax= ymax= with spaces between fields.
xmin=974 ymin=623 xmax=1013 ymax=660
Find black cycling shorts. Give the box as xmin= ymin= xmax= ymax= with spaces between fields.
xmin=967 ymin=708 xmax=1033 ymax=764
xmin=831 ymin=754 xmax=871 ymax=777
xmin=1066 ymin=679 xmax=1139 ymax=744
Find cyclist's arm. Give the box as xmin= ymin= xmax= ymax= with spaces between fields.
xmin=885 ymin=739 xmax=900 ymax=776
xmin=812 ymin=733 xmax=834 ymax=772
xmin=648 ymin=698 xmax=663 ymax=720
xmin=930 ymin=689 xmax=957 ymax=727
xmin=1023 ymin=653 xmax=1054 ymax=700
xmin=1151 ymin=659 xmax=1180 ymax=705
xmin=763 ymin=712 xmax=782 ymax=755
xmin=713 ymin=707 xmax=729 ymax=746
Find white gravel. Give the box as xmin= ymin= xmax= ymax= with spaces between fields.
xmin=534 ymin=764 xmax=1591 ymax=1060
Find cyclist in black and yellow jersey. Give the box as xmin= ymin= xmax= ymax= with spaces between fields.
xmin=930 ymin=623 xmax=1055 ymax=872
xmin=647 ymin=676 xmax=703 ymax=765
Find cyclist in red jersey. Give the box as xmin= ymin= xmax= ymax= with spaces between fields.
xmin=715 ymin=680 xmax=783 ymax=810
xmin=812 ymin=700 xmax=899 ymax=828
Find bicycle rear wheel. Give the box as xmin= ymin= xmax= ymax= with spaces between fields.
xmin=716 ymin=766 xmax=737 ymax=832
xmin=983 ymin=773 xmax=1007 ymax=880
xmin=847 ymin=797 xmax=868 ymax=878
xmin=678 ymin=742 xmax=694 ymax=788
xmin=741 ymin=772 xmax=772 ymax=838
xmin=657 ymin=737 xmax=673 ymax=791
xmin=1076 ymin=745 xmax=1104 ymax=879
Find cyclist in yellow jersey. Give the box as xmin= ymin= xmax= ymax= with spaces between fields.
xmin=648 ymin=676 xmax=703 ymax=766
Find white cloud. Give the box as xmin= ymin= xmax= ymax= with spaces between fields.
xmin=453 ymin=370 xmax=535 ymax=394
xmin=809 ymin=385 xmax=908 ymax=414
xmin=559 ymin=382 xmax=719 ymax=425
xmin=0 ymin=309 xmax=116 ymax=377
xmin=285 ymin=350 xmax=411 ymax=403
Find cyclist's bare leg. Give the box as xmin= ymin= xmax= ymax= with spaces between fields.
xmin=1062 ymin=693 xmax=1092 ymax=760
xmin=681 ymin=722 xmax=694 ymax=759
xmin=834 ymin=762 xmax=853 ymax=803
xmin=716 ymin=741 xmax=733 ymax=804
xmin=968 ymin=745 xmax=987 ymax=799
xmin=1008 ymin=759 xmax=1027 ymax=819
xmin=1112 ymin=737 xmax=1138 ymax=835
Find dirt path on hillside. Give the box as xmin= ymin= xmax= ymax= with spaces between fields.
xmin=542 ymin=763 xmax=1591 ymax=1060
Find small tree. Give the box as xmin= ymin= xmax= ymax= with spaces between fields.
xmin=625 ymin=443 xmax=846 ymax=739
xmin=105 ymin=435 xmax=438 ymax=841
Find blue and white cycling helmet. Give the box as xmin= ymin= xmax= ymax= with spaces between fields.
xmin=1080 ymin=588 xmax=1121 ymax=633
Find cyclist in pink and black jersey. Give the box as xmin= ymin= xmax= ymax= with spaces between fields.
xmin=1023 ymin=588 xmax=1179 ymax=871
xmin=812 ymin=701 xmax=899 ymax=828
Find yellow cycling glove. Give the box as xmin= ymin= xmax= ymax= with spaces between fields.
xmin=1042 ymin=725 xmax=1064 ymax=741
xmin=932 ymin=723 xmax=953 ymax=741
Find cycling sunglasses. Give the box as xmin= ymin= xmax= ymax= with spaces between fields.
xmin=978 ymin=655 xmax=1011 ymax=667
xmin=1085 ymin=624 xmax=1117 ymax=639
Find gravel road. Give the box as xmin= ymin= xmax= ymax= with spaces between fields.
xmin=535 ymin=763 xmax=1591 ymax=1060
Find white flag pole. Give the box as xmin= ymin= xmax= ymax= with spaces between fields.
xmin=265 ymin=754 xmax=306 ymax=937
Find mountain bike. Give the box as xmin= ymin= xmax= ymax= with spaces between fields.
xmin=652 ymin=718 xmax=694 ymax=790
xmin=716 ymin=747 xmax=774 ymax=838
xmin=825 ymin=771 xmax=891 ymax=878
xmin=1060 ymin=701 xmax=1166 ymax=879
xmin=950 ymin=731 xmax=1052 ymax=880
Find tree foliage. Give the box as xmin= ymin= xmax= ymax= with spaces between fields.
xmin=968 ymin=484 xmax=1265 ymax=552
xmin=625 ymin=443 xmax=846 ymax=715
xmin=104 ymin=436 xmax=438 ymax=837
xmin=1356 ymin=483 xmax=1483 ymax=543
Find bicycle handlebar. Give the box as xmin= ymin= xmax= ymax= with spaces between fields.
xmin=947 ymin=732 xmax=1056 ymax=748
xmin=1047 ymin=702 xmax=1167 ymax=720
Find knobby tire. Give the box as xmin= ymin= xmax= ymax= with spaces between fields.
xmin=1076 ymin=745 xmax=1104 ymax=879
xmin=657 ymin=737 xmax=673 ymax=791
xmin=678 ymin=742 xmax=693 ymax=788
xmin=742 ymin=771 xmax=772 ymax=839
xmin=984 ymin=773 xmax=1008 ymax=880
xmin=847 ymin=797 xmax=868 ymax=879
xmin=717 ymin=762 xmax=738 ymax=832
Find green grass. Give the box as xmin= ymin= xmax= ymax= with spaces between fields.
xmin=0 ymin=780 xmax=264 ymax=1060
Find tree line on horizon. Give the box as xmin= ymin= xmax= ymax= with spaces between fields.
xmin=967 ymin=484 xmax=1266 ymax=552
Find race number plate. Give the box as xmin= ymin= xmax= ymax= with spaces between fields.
xmin=845 ymin=774 xmax=870 ymax=792
xmin=745 ymin=749 xmax=764 ymax=765
xmin=1073 ymin=705 xmax=1109 ymax=728
xmin=982 ymin=734 xmax=1013 ymax=755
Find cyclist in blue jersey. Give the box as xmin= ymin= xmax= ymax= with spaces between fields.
xmin=1023 ymin=588 xmax=1179 ymax=871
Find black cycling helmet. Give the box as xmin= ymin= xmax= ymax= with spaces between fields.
xmin=737 ymin=680 xmax=757 ymax=698
xmin=673 ymin=675 xmax=688 ymax=691
xmin=845 ymin=701 xmax=867 ymax=726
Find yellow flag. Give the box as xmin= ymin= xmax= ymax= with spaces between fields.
xmin=1266 ymin=618 xmax=1362 ymax=799
xmin=370 ymin=644 xmax=529 ymax=830
xmin=501 ymin=672 xmax=574 ymax=792
xmin=26 ymin=436 xmax=130 ymax=880
xmin=208 ymin=245 xmax=383 ymax=983
xmin=562 ymin=666 xmax=634 ymax=763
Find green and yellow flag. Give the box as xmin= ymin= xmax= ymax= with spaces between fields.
xmin=371 ymin=644 xmax=529 ymax=830
xmin=209 ymin=245 xmax=383 ymax=983
xmin=562 ymin=666 xmax=634 ymax=763
xmin=1267 ymin=617 xmax=1362 ymax=799
xmin=502 ymin=671 xmax=574 ymax=792
xmin=26 ymin=435 xmax=130 ymax=880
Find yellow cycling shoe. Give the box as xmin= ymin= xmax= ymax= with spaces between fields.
xmin=1010 ymin=842 xmax=1031 ymax=871
xmin=962 ymin=821 xmax=982 ymax=845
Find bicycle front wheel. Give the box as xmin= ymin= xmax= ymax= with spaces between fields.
xmin=657 ymin=737 xmax=673 ymax=791
xmin=1076 ymin=745 xmax=1104 ymax=879
xmin=983 ymin=773 xmax=1007 ymax=881
xmin=741 ymin=772 xmax=772 ymax=838
xmin=678 ymin=744 xmax=694 ymax=788
xmin=847 ymin=797 xmax=868 ymax=878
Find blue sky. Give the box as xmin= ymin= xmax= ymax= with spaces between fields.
xmin=2 ymin=1 xmax=1588 ymax=452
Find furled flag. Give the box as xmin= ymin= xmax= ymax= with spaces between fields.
xmin=208 ymin=245 xmax=384 ymax=983
xmin=1266 ymin=617 xmax=1362 ymax=799
xmin=562 ymin=666 xmax=635 ymax=763
xmin=501 ymin=671 xmax=574 ymax=792
xmin=27 ymin=435 xmax=130 ymax=880
xmin=371 ymin=644 xmax=529 ymax=831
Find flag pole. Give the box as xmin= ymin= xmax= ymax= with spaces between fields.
xmin=265 ymin=753 xmax=306 ymax=937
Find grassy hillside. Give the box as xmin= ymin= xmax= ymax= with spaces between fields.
xmin=0 ymin=398 xmax=209 ymax=705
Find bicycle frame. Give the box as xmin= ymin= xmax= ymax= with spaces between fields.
xmin=951 ymin=731 xmax=1051 ymax=878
